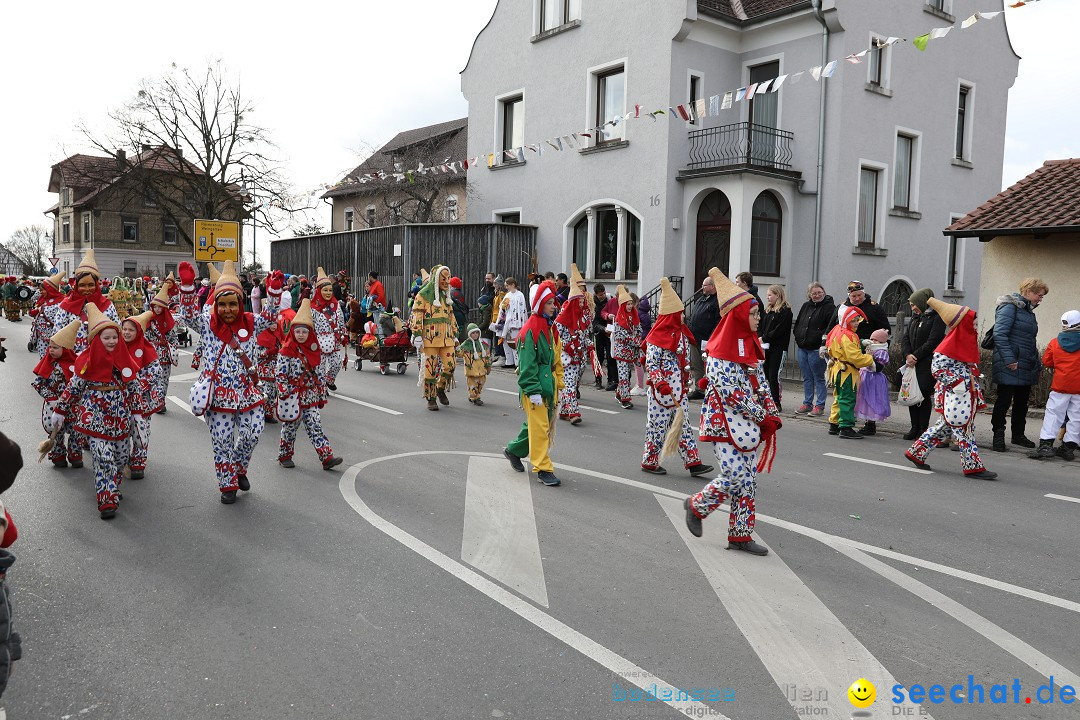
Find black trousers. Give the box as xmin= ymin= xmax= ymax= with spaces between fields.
xmin=906 ymin=372 xmax=935 ymax=435
xmin=991 ymin=383 xmax=1032 ymax=437
xmin=763 ymin=350 xmax=783 ymax=406
xmin=592 ymin=331 xmax=610 ymax=384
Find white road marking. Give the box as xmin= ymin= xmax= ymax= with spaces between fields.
xmin=1045 ymin=493 xmax=1080 ymax=505
xmin=657 ymin=494 xmax=932 ymax=719
xmin=485 ymin=387 xmax=619 ymax=414
xmin=338 ymin=455 xmax=722 ymax=719
xmin=169 ymin=371 xmax=199 ymax=383
xmin=832 ymin=542 xmax=1080 ymax=689
xmin=165 ymin=395 xmax=192 ymax=413
xmin=328 ymin=392 xmax=402 ymax=416
xmin=823 ymin=452 xmax=934 ymax=474
xmin=461 ymin=457 xmax=548 ymax=607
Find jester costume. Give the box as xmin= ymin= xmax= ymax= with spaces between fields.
xmin=122 ymin=312 xmax=165 ymax=479
xmin=144 ymin=283 xmax=179 ymax=414
xmin=611 ymin=285 xmax=643 ymax=408
xmin=458 ymin=323 xmax=492 ymax=405
xmin=826 ymin=305 xmax=877 ymax=437
xmin=554 ymin=264 xmax=593 ymax=424
xmin=311 ymin=267 xmax=347 ymax=390
xmin=256 ymin=301 xmax=296 ymax=423
xmin=30 ymin=274 xmax=66 ymax=357
xmin=32 ymin=319 xmax=84 ymax=468
xmin=45 ymin=250 xmax=121 ymax=355
xmin=411 ymin=265 xmax=459 ymax=409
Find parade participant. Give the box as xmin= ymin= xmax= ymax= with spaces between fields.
xmin=120 ymin=312 xmax=164 ymax=479
xmin=503 ymin=280 xmax=564 ymax=486
xmin=1 ymin=278 xmax=19 ymax=322
xmin=611 ymin=285 xmax=643 ymax=409
xmin=494 ymin=277 xmax=527 ymax=370
xmin=51 ymin=304 xmax=138 ymax=519
xmin=46 ymin=250 xmax=120 ymax=354
xmin=254 ymin=271 xmax=292 ymax=425
xmin=175 ymin=259 xmax=282 ymax=504
xmin=275 ymin=299 xmax=343 ymax=471
xmin=32 ymin=319 xmax=81 ymax=468
xmin=459 ymin=323 xmax=492 ymax=406
xmin=311 ymin=267 xmax=347 ymax=391
xmin=144 ymin=280 xmax=179 ymax=415
xmin=641 ymin=278 xmax=713 ymax=477
xmin=854 ymin=328 xmax=892 ymax=428
xmin=904 ymin=298 xmax=998 ymax=479
xmin=684 ymin=269 xmax=780 ymax=554
xmin=554 ymin=264 xmax=593 ymax=424
xmin=411 ymin=265 xmax=459 ymax=410
xmin=29 ymin=273 xmax=65 ymax=356
xmin=826 ymin=305 xmax=879 ymax=439
xmin=1031 ymin=311 xmax=1080 ymax=461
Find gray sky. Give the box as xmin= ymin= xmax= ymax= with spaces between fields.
xmin=1 ymin=0 xmax=1075 ymax=265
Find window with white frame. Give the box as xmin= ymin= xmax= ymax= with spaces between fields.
xmin=892 ymin=132 xmax=920 ymax=211
xmin=344 ymin=207 xmax=355 ymax=231
xmin=163 ymin=222 xmax=178 ymax=245
xmin=123 ymin=217 xmax=139 ymax=242
xmin=366 ymin=205 xmax=376 ymax=227
xmin=445 ymin=195 xmax=459 ymax=222
xmin=858 ymin=166 xmax=882 ymax=247
xmin=594 ymin=66 xmax=625 ymax=144
xmin=82 ymin=212 xmax=91 ymax=243
xmin=500 ymin=95 xmax=524 ymax=156
xmin=539 ymin=0 xmax=581 ymax=32
xmin=62 ymin=217 xmax=70 ymax=244
xmin=868 ymin=35 xmax=892 ymax=90
xmin=955 ymin=83 xmax=974 ymax=161
xmin=572 ymin=203 xmax=641 ymax=280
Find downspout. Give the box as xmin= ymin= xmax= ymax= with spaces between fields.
xmin=811 ymin=0 xmax=829 ymax=282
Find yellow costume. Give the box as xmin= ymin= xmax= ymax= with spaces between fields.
xmin=411 ymin=265 xmax=459 ymax=408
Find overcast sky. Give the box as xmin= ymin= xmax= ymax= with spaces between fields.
xmin=1 ymin=0 xmax=1075 ymax=264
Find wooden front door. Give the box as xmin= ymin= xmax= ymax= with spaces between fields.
xmin=695 ymin=190 xmax=732 ymax=289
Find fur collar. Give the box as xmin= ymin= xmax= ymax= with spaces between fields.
xmin=996 ymin=293 xmax=1028 ymax=309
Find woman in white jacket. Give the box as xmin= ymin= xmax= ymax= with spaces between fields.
xmin=495 ymin=277 xmax=528 ymax=369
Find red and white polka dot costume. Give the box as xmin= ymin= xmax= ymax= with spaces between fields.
xmin=554 ymin=264 xmax=592 ymax=423
xmin=275 ymin=300 xmax=335 ymax=466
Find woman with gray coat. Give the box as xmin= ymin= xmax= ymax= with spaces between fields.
xmin=990 ymin=277 xmax=1048 ymax=452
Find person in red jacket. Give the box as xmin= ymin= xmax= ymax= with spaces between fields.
xmin=1032 ymin=310 xmax=1080 ymax=461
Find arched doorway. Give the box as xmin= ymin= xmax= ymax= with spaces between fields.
xmin=878 ymin=279 xmax=914 ymax=321
xmin=696 ymin=190 xmax=731 ymax=289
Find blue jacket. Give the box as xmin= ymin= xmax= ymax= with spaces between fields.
xmin=991 ymin=293 xmax=1042 ymax=386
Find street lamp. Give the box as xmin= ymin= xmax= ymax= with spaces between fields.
xmin=242 ymin=174 xmax=257 ymax=272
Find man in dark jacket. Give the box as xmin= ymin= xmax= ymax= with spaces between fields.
xmin=688 ymin=276 xmax=719 ymax=400
xmin=838 ymin=281 xmax=890 ymax=341
xmin=900 ymin=288 xmax=947 ymax=439
xmin=592 ymin=284 xmax=611 ymax=388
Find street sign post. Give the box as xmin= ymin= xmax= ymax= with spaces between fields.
xmin=193 ymin=219 xmax=240 ymax=263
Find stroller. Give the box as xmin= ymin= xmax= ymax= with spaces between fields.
xmin=174 ymin=311 xmax=193 ymax=347
xmin=354 ymin=314 xmax=410 ymax=375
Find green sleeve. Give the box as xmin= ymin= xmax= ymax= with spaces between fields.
xmin=516 ymin=328 xmax=542 ymax=397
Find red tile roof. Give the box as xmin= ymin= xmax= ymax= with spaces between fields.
xmin=945 ymin=159 xmax=1080 ymax=237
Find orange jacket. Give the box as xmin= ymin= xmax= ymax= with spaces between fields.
xmin=1043 ymin=337 xmax=1080 ymax=394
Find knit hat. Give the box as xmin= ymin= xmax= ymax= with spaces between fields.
xmin=51 ymin=318 xmax=81 ymax=351
xmin=74 ymin=249 xmax=100 ymax=280
xmin=1062 ymin=311 xmax=1080 ymax=330
xmin=449 ymin=276 xmax=463 ymax=290
xmin=315 ymin=266 xmax=332 ymax=290
xmin=927 ymin=297 xmax=970 ymax=332
xmin=201 ymin=278 xmax=211 ymax=287
xmin=214 ymin=260 xmax=244 ymax=298
xmin=494 ymin=274 xmax=504 ymax=289
xmin=708 ymin=267 xmax=751 ymax=317
xmin=529 ymin=280 xmax=556 ymax=314
xmin=207 ymin=262 xmax=221 ymax=285
xmin=657 ymin=277 xmax=684 ymax=315
xmin=85 ymin=302 xmax=120 ymax=341
xmin=466 ymin=322 xmax=481 ymax=338
xmin=292 ymin=298 xmax=315 ymax=329
xmin=908 ymin=288 xmax=934 ymax=313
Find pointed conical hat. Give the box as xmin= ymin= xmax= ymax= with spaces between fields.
xmin=86 ymin=303 xmax=119 ymax=340
xmin=420 ymin=268 xmax=430 ymax=283
xmin=50 ymin=318 xmax=81 ymax=350
xmin=617 ymin=284 xmax=632 ymax=306
xmin=45 ymin=271 xmax=64 ymax=290
xmin=708 ymin=267 xmax=751 ymax=317
xmin=207 ymin=262 xmax=221 ymax=285
xmin=927 ymin=297 xmax=969 ymax=331
xmin=315 ymin=266 xmax=332 ymax=289
xmin=293 ymin=298 xmax=314 ymax=328
xmin=151 ymin=284 xmax=171 ymax=309
xmin=75 ymin=249 xmax=100 ymax=280
xmin=215 ymin=260 xmax=244 ymax=298
xmin=568 ymin=263 xmax=585 ymax=299
xmin=127 ymin=310 xmax=154 ymax=330
xmin=658 ymin=277 xmax=684 ymax=316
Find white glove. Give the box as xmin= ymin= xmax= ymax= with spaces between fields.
xmin=528 ymin=394 xmax=543 ymax=407
xmin=51 ymin=412 xmax=65 ymax=431
xmin=761 ymin=342 xmax=770 ymax=350
xmin=818 ymin=346 xmax=828 ymax=359
xmin=412 ymin=335 xmax=424 ymax=350
xmin=950 ymin=381 xmax=967 ymax=397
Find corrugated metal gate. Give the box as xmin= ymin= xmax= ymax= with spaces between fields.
xmin=270 ymin=223 xmax=537 ymax=313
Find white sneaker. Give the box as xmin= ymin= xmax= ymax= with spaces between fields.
xmin=630 ymin=386 xmax=646 ymax=396
xmin=492 ymin=357 xmax=505 ymax=366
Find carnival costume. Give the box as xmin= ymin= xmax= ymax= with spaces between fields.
xmin=459 ymin=323 xmax=492 ymax=405
xmin=31 ymin=319 xmax=83 ymax=468
xmin=496 ymin=283 xmax=528 ymax=368
xmin=554 ymin=263 xmax=593 ymax=424
xmin=411 ymin=265 xmax=459 ymax=410
xmin=144 ymin=280 xmax=179 ymax=414
xmin=122 ymin=312 xmax=165 ymax=479
xmin=826 ymin=305 xmax=877 ymax=438
xmin=256 ymin=302 xmax=296 ymax=424
xmin=611 ymin=285 xmax=643 ymax=408
xmin=311 ymin=266 xmax=347 ymax=390
xmin=45 ymin=250 xmax=121 ymax=355
xmin=30 ymin=273 xmax=65 ymax=356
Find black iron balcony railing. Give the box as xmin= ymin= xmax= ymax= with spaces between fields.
xmin=687 ymin=122 xmax=794 ymax=171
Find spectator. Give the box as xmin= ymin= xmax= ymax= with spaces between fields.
xmin=900 ymin=288 xmax=946 ymax=440
xmin=368 ymin=271 xmax=387 ymax=309
xmin=687 ymin=276 xmax=719 ymax=400
xmin=449 ymin=277 xmax=469 ymax=341
xmin=239 ymin=273 xmax=253 ymax=312
xmin=251 ymin=275 xmax=265 ymax=315
xmin=735 ymin=271 xmax=763 ymax=312
xmin=490 ymin=275 xmax=507 ymax=361
xmin=555 ymin=273 xmax=570 ymax=307
xmin=759 ymin=284 xmax=793 ymax=412
xmin=792 ymin=282 xmax=836 ymax=416
xmin=591 ymin=284 xmax=610 ymax=388
xmin=197 ymin=278 xmax=212 ymax=307
xmin=990 ymin=277 xmax=1048 ymax=452
xmin=598 ymin=287 xmax=621 ymax=391
xmin=408 ymin=271 xmax=423 ymax=309
xmin=837 ymin=280 xmax=890 ymax=342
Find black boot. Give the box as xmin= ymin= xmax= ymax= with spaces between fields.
xmin=684 ymin=498 xmax=702 ymax=538
xmin=1057 ymin=442 xmax=1077 ymax=462
xmin=858 ymin=421 xmax=876 ymax=436
xmin=838 ymin=426 xmax=863 ymax=440
xmin=727 ymin=540 xmax=769 ymax=555
xmin=1011 ymin=435 xmax=1036 ymax=449
xmin=1031 ymin=439 xmax=1056 ymax=461
xmin=992 ymin=431 xmax=1006 ymax=452
xmin=828 ymin=423 xmax=840 ymax=436
xmin=503 ymin=448 xmax=525 ymax=473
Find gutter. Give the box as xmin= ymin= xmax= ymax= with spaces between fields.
xmin=810 ymin=0 xmax=829 ymax=282
xmin=944 ymin=226 xmax=1080 ymax=239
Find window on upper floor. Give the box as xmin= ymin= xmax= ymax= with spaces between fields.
xmin=594 ymin=66 xmax=625 ymax=144
xmin=539 ymin=0 xmax=581 ymax=32
xmin=344 ymin=207 xmax=355 ymax=231
xmin=446 ymin=195 xmax=459 ymax=223
xmin=163 ymin=222 xmax=178 ymax=245
xmin=750 ymin=192 xmax=782 ymax=277
xmin=60 ymin=188 xmax=72 ymax=206
xmin=947 ymin=214 xmax=965 ymax=291
xmin=366 ymin=206 xmax=376 ymax=227
xmin=62 ymin=217 xmax=71 ymax=244
xmin=955 ymin=83 xmax=974 ymax=162
xmin=497 ymin=211 xmax=521 ymax=224
xmin=501 ymin=95 xmax=524 ymax=155
xmin=893 ymin=132 xmax=921 ymax=212
xmin=927 ymin=0 xmax=945 ymax=10
xmin=124 ymin=260 xmax=138 ymax=275
xmin=858 ymin=166 xmax=882 ymax=248
xmin=688 ymin=74 xmax=702 ymax=125
xmin=143 ymin=193 xmax=158 ymax=208
xmin=123 ymin=217 xmax=139 ymax=242
xmin=867 ymin=35 xmax=893 ymax=91
xmin=82 ymin=212 xmax=91 ymax=243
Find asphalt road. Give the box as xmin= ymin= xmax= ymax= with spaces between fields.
xmin=1 ymin=315 xmax=1079 ymax=720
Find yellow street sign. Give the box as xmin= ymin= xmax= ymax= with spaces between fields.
xmin=193 ymin=219 xmax=240 ymax=263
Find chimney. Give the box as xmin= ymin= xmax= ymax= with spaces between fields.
xmin=141 ymin=144 xmax=152 ymax=154
xmin=115 ymin=149 xmax=126 ymax=170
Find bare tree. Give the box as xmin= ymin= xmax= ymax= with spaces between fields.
xmin=293 ymin=222 xmax=326 ymax=236
xmin=5 ymin=225 xmax=50 ymax=275
xmin=74 ymin=61 xmax=307 ymax=250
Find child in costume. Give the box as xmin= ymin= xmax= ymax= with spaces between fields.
xmin=360 ymin=321 xmax=380 ymax=349
xmin=275 ymin=299 xmax=343 ymax=471
xmin=684 ymin=269 xmax=780 ymax=556
xmin=174 ymin=260 xmax=282 ymax=504
xmin=46 ymin=250 xmax=121 ymax=355
xmin=144 ymin=281 xmax=179 ymax=415
xmin=1032 ymin=310 xmax=1080 ymax=461
xmin=854 ymin=328 xmax=892 ymax=425
xmin=311 ymin=267 xmax=347 ymax=391
xmin=554 ymin=264 xmax=593 ymax=425
xmin=52 ymin=304 xmax=139 ymax=519
xmin=904 ymin=298 xmax=997 ymax=479
xmin=494 ymin=276 xmax=527 ymax=369
xmin=459 ymin=323 xmax=492 ymax=406
xmin=826 ymin=306 xmax=879 ymax=439
xmin=254 ymin=273 xmax=293 ymax=426
xmin=503 ymin=281 xmax=565 ymax=486
xmin=641 ymin=278 xmax=714 ymax=478
xmin=611 ymin=284 xmax=643 ymax=409
xmin=411 ymin=265 xmax=460 ymax=410
xmin=32 ymin=319 xmax=82 ymax=468
xmin=30 ymin=273 xmax=66 ymax=357
xmin=121 ymin=312 xmax=165 ymax=480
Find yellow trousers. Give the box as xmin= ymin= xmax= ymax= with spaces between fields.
xmin=421 ymin=345 xmax=456 ymax=400
xmin=506 ymin=395 xmax=553 ymax=473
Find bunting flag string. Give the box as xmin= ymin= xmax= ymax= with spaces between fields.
xmin=306 ymin=1 xmax=1046 ymax=196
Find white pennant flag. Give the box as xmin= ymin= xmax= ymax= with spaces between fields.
xmin=694 ymin=98 xmax=706 ymax=118
xmin=821 ymin=60 xmax=838 ymax=78
xmin=979 ymin=11 xmax=1002 ymax=20
xmin=771 ymin=74 xmax=788 ymax=91
xmin=517 ymin=147 xmax=526 ymax=163
xmin=961 ymin=13 xmax=979 ymax=28
xmin=755 ymin=80 xmax=772 ymax=94
xmin=709 ymin=94 xmax=720 ymax=115
xmin=809 ymin=66 xmax=822 ymax=81
xmin=743 ymin=83 xmax=758 ymax=100
xmin=720 ymin=91 xmax=733 ymax=109
xmin=790 ymin=71 xmax=804 ymax=84
xmin=929 ymin=26 xmax=953 ymax=40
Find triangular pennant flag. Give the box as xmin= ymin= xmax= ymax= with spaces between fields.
xmin=771 ymin=74 xmax=788 ymax=91
xmin=676 ymin=104 xmax=691 ymax=121
xmin=709 ymin=94 xmax=720 ymax=115
xmin=755 ymin=80 xmax=771 ymax=94
xmin=668 ymin=107 xmax=679 ymax=118
xmin=406 ymin=171 xmax=415 ymax=184
xmin=694 ymin=98 xmax=707 ymax=118
xmin=929 ymin=26 xmax=953 ymax=40
xmin=979 ymin=11 xmax=1002 ymax=19
xmin=790 ymin=72 xmax=804 ymax=84
xmin=1008 ymin=1 xmax=1025 ymax=7
xmin=961 ymin=13 xmax=979 ymax=28
xmin=721 ymin=91 xmax=733 ymax=109
xmin=809 ymin=66 xmax=822 ymax=81
xmin=821 ymin=60 xmax=838 ymax=78
xmin=487 ymin=154 xmax=495 ymax=168
xmin=744 ymin=83 xmax=758 ymax=100
xmin=546 ymin=138 xmax=562 ymax=151
xmin=634 ymin=104 xmax=642 ymax=118
xmin=517 ymin=147 xmax=526 ymax=163
xmin=844 ymin=52 xmax=863 ymax=64
xmin=734 ymin=87 xmax=747 ymax=102
xmin=913 ymin=33 xmax=930 ymax=51
xmin=394 ymin=173 xmax=405 ymax=183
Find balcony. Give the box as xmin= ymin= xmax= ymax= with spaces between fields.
xmin=679 ymin=122 xmax=800 ymax=181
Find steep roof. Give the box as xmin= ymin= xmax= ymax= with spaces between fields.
xmin=697 ymin=0 xmax=811 ymax=23
xmin=945 ymin=159 xmax=1080 ymax=238
xmin=324 ymin=118 xmax=468 ymax=198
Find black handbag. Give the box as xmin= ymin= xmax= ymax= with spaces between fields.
xmin=980 ymin=327 xmax=995 ymax=350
